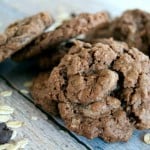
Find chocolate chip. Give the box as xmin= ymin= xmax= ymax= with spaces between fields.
xmin=0 ymin=122 xmax=13 ymax=144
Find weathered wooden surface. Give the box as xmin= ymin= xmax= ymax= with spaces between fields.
xmin=0 ymin=0 xmax=150 ymax=150
xmin=0 ymin=78 xmax=88 ymax=150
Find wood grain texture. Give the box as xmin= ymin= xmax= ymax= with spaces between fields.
xmin=0 ymin=77 xmax=87 ymax=150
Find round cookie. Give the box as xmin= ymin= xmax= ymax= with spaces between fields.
xmin=31 ymin=72 xmax=58 ymax=115
xmin=48 ymin=38 xmax=150 ymax=139
xmin=49 ymin=39 xmax=128 ymax=104
xmin=12 ymin=12 xmax=110 ymax=61
xmin=110 ymin=9 xmax=150 ymax=55
xmin=87 ymin=9 xmax=150 ymax=56
xmin=0 ymin=12 xmax=53 ymax=62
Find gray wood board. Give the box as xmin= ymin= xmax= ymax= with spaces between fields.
xmin=0 ymin=77 xmax=87 ymax=150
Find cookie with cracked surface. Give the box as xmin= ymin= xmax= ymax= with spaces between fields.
xmin=48 ymin=39 xmax=133 ymax=141
xmin=111 ymin=9 xmax=150 ymax=55
xmin=31 ymin=42 xmax=74 ymax=114
xmin=31 ymin=72 xmax=58 ymax=115
xmin=113 ymin=48 xmax=150 ymax=129
xmin=48 ymin=39 xmax=128 ymax=104
xmin=49 ymin=38 xmax=150 ymax=131
xmin=0 ymin=12 xmax=53 ymax=62
xmin=87 ymin=9 xmax=150 ymax=56
xmin=12 ymin=12 xmax=110 ymax=61
xmin=31 ymin=41 xmax=73 ymax=114
xmin=59 ymin=99 xmax=133 ymax=142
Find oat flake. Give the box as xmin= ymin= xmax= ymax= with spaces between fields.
xmin=31 ymin=116 xmax=38 ymax=120
xmin=144 ymin=133 xmax=150 ymax=144
xmin=0 ymin=114 xmax=11 ymax=122
xmin=6 ymin=121 xmax=24 ymax=128
xmin=0 ymin=105 xmax=14 ymax=115
xmin=20 ymin=89 xmax=29 ymax=94
xmin=0 ymin=90 xmax=12 ymax=97
xmin=0 ymin=138 xmax=28 ymax=150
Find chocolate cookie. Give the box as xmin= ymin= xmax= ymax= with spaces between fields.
xmin=113 ymin=48 xmax=150 ymax=129
xmin=37 ymin=41 xmax=74 ymax=70
xmin=31 ymin=72 xmax=58 ymax=115
xmin=12 ymin=12 xmax=110 ymax=61
xmin=31 ymin=41 xmax=76 ymax=112
xmin=48 ymin=39 xmax=128 ymax=104
xmin=111 ymin=9 xmax=150 ymax=55
xmin=86 ymin=23 xmax=112 ymax=40
xmin=37 ymin=52 xmax=66 ymax=70
xmin=48 ymin=39 xmax=150 ymax=141
xmin=0 ymin=12 xmax=53 ymax=62
xmin=87 ymin=9 xmax=150 ymax=56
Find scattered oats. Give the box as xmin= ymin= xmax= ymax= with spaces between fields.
xmin=23 ymin=81 xmax=32 ymax=88
xmin=20 ymin=89 xmax=29 ymax=94
xmin=6 ymin=121 xmax=24 ymax=128
xmin=144 ymin=133 xmax=150 ymax=144
xmin=0 ymin=114 xmax=11 ymax=122
xmin=31 ymin=116 xmax=38 ymax=120
xmin=0 ymin=139 xmax=28 ymax=150
xmin=0 ymin=105 xmax=14 ymax=114
xmin=0 ymin=90 xmax=12 ymax=97
xmin=11 ymin=130 xmax=17 ymax=140
xmin=0 ymin=143 xmax=8 ymax=150
xmin=19 ymin=138 xmax=28 ymax=148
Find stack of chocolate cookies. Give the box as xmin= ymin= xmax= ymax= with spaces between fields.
xmin=0 ymin=9 xmax=150 ymax=143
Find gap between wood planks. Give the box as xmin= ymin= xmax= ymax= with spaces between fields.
xmin=0 ymin=74 xmax=92 ymax=150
